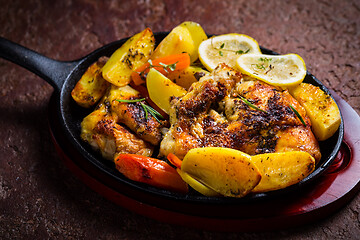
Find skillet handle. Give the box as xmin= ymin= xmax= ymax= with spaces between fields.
xmin=0 ymin=37 xmax=79 ymax=92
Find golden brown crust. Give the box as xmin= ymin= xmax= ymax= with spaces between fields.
xmin=160 ymin=64 xmax=321 ymax=163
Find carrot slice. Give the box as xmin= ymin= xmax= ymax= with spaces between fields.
xmin=131 ymin=53 xmax=191 ymax=85
xmin=115 ymin=154 xmax=188 ymax=193
xmin=167 ymin=153 xmax=183 ymax=169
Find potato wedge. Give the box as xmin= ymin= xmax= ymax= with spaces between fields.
xmin=102 ymin=28 xmax=155 ymax=87
xmin=71 ymin=57 xmax=110 ymax=108
xmin=151 ymin=21 xmax=207 ymax=62
xmin=146 ymin=68 xmax=187 ymax=114
xmin=181 ymin=147 xmax=261 ymax=198
xmin=176 ymin=169 xmax=221 ymax=197
xmin=289 ymin=83 xmax=341 ymax=141
xmin=166 ymin=66 xmax=209 ymax=90
xmin=251 ymin=151 xmax=315 ymax=193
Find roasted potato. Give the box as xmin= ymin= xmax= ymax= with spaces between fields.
xmin=181 ymin=147 xmax=261 ymax=198
xmin=290 ymin=83 xmax=341 ymax=141
xmin=151 ymin=21 xmax=207 ymax=62
xmin=71 ymin=57 xmax=110 ymax=108
xmin=176 ymin=169 xmax=221 ymax=197
xmin=251 ymin=151 xmax=315 ymax=193
xmin=102 ymin=28 xmax=155 ymax=87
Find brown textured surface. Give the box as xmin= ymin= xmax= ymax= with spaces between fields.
xmin=0 ymin=0 xmax=359 ymax=239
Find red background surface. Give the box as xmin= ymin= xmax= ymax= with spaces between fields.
xmin=0 ymin=0 xmax=359 ymax=239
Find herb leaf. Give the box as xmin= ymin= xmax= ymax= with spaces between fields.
xmin=138 ymin=60 xmax=178 ymax=78
xmin=239 ymin=96 xmax=268 ymax=113
xmin=235 ymin=49 xmax=250 ymax=54
xmin=116 ymin=98 xmax=146 ymax=103
xmin=289 ymin=104 xmax=307 ymax=127
xmin=116 ymin=98 xmax=164 ymax=123
xmin=210 ymin=38 xmax=250 ymax=55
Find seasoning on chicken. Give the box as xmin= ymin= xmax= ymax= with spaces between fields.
xmin=106 ymin=85 xmax=164 ymax=146
xmin=80 ymin=106 xmax=154 ymax=161
xmin=160 ymin=63 xmax=321 ymax=163
xmin=80 ymin=84 xmax=166 ymax=161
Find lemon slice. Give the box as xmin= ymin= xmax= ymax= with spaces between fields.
xmin=198 ymin=33 xmax=262 ymax=71
xmin=176 ymin=169 xmax=221 ymax=197
xmin=236 ymin=53 xmax=306 ymax=87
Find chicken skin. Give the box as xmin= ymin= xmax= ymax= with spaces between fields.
xmin=81 ymin=84 xmax=165 ymax=161
xmin=80 ymin=105 xmax=154 ymax=161
xmin=160 ymin=64 xmax=321 ymax=163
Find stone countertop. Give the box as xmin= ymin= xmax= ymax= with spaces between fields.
xmin=0 ymin=0 xmax=359 ymax=239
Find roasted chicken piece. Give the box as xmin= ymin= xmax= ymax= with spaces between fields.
xmin=160 ymin=64 xmax=321 ymax=163
xmin=80 ymin=106 xmax=153 ymax=160
xmin=81 ymin=84 xmax=166 ymax=161
xmin=105 ymin=85 xmax=164 ymax=146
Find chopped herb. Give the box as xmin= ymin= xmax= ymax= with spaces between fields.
xmin=253 ymin=58 xmax=273 ymax=72
xmin=210 ymin=38 xmax=250 ymax=55
xmin=138 ymin=59 xmax=178 ymax=77
xmin=235 ymin=49 xmax=250 ymax=54
xmin=289 ymin=104 xmax=307 ymax=127
xmin=116 ymin=98 xmax=164 ymax=123
xmin=255 ymin=64 xmax=266 ymax=70
xmin=259 ymin=57 xmax=272 ymax=62
xmin=239 ymin=96 xmax=268 ymax=113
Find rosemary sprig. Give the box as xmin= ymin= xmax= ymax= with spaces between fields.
xmin=238 ymin=96 xmax=268 ymax=113
xmin=289 ymin=104 xmax=307 ymax=127
xmin=116 ymin=98 xmax=147 ymax=103
xmin=116 ymin=98 xmax=164 ymax=123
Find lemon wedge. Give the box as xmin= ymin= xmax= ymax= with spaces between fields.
xmin=176 ymin=169 xmax=221 ymax=197
xmin=198 ymin=33 xmax=262 ymax=71
xmin=236 ymin=53 xmax=306 ymax=87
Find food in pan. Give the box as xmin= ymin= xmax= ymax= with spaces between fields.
xmin=71 ymin=21 xmax=341 ymax=198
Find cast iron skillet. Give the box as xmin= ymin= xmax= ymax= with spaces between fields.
xmin=0 ymin=32 xmax=344 ymax=210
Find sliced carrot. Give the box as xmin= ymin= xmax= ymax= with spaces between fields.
xmin=167 ymin=153 xmax=183 ymax=169
xmin=131 ymin=53 xmax=191 ymax=85
xmin=115 ymin=154 xmax=188 ymax=193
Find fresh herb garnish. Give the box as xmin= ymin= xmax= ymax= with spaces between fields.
xmin=255 ymin=64 xmax=266 ymax=70
xmin=138 ymin=59 xmax=178 ymax=78
xmin=253 ymin=57 xmax=273 ymax=72
xmin=211 ymin=38 xmax=250 ymax=55
xmin=235 ymin=49 xmax=250 ymax=54
xmin=289 ymin=104 xmax=307 ymax=127
xmin=259 ymin=57 xmax=272 ymax=62
xmin=116 ymin=98 xmax=164 ymax=123
xmin=239 ymin=96 xmax=268 ymax=113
